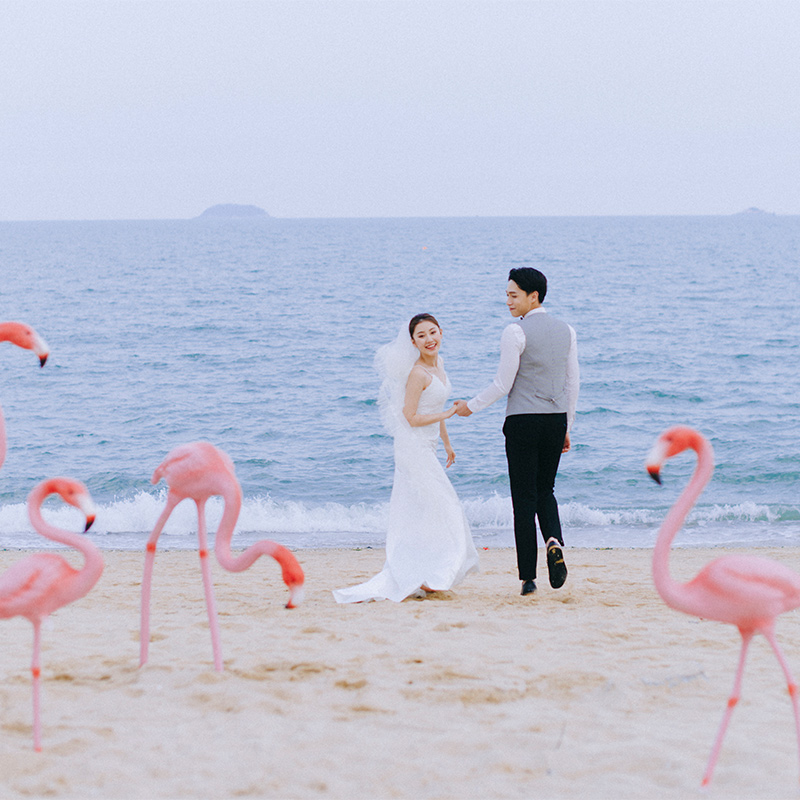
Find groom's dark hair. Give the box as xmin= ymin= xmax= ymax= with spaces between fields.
xmin=508 ymin=267 xmax=547 ymax=302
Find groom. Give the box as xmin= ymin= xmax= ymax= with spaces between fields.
xmin=455 ymin=267 xmax=579 ymax=596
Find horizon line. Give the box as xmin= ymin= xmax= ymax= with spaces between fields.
xmin=0 ymin=210 xmax=793 ymax=223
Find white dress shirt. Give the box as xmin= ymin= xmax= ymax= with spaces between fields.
xmin=467 ymin=307 xmax=579 ymax=431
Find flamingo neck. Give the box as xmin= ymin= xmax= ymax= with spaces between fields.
xmin=0 ymin=404 xmax=5 ymax=470
xmin=211 ymin=484 xmax=292 ymax=574
xmin=652 ymin=436 xmax=714 ymax=608
xmin=212 ymin=483 xmax=243 ymax=568
xmin=0 ymin=323 xmax=20 ymax=344
xmin=27 ymin=484 xmax=103 ymax=584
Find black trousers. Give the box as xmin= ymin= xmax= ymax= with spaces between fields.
xmin=503 ymin=413 xmax=568 ymax=581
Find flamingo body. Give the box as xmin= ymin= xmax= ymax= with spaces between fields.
xmin=678 ymin=555 xmax=800 ymax=629
xmin=0 ymin=554 xmax=91 ymax=620
xmin=0 ymin=478 xmax=101 ymax=751
xmin=151 ymin=441 xmax=237 ymax=502
xmin=647 ymin=426 xmax=800 ymax=785
xmin=140 ymin=441 xmax=305 ymax=671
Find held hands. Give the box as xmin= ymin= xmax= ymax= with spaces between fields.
xmin=453 ymin=399 xmax=472 ymax=417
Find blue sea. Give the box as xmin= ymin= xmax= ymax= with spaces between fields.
xmin=1 ymin=216 xmax=798 ymax=551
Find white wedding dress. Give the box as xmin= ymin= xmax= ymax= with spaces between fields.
xmin=333 ymin=369 xmax=479 ymax=603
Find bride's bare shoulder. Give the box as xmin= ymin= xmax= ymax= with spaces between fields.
xmin=407 ymin=364 xmax=432 ymax=387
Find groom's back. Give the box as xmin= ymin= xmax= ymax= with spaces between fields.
xmin=506 ymin=313 xmax=571 ymax=417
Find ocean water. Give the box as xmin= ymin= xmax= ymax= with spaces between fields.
xmin=1 ymin=215 xmax=798 ymax=551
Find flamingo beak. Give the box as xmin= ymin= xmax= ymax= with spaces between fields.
xmin=645 ymin=438 xmax=668 ymax=485
xmin=32 ymin=332 xmax=49 ymax=367
xmin=286 ymin=584 xmax=305 ymax=608
xmin=78 ymin=495 xmax=97 ymax=530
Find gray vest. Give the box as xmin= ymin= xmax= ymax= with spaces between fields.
xmin=506 ymin=312 xmax=571 ymax=417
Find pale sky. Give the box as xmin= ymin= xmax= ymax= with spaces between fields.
xmin=2 ymin=0 xmax=799 ymax=220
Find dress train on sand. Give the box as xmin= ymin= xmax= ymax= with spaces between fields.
xmin=333 ymin=374 xmax=478 ymax=603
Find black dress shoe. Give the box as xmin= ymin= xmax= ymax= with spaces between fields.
xmin=521 ymin=579 xmax=537 ymax=596
xmin=546 ymin=538 xmax=568 ymax=589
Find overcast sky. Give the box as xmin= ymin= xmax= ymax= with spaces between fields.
xmin=2 ymin=1 xmax=799 ymax=220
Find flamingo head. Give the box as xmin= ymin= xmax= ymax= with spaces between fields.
xmin=272 ymin=544 xmax=305 ymax=608
xmin=645 ymin=426 xmax=707 ymax=484
xmin=0 ymin=322 xmax=49 ymax=366
xmin=285 ymin=583 xmax=305 ymax=609
xmin=43 ymin=477 xmax=97 ymax=530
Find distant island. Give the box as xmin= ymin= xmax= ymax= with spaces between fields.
xmin=734 ymin=207 xmax=776 ymax=216
xmin=196 ymin=204 xmax=270 ymax=219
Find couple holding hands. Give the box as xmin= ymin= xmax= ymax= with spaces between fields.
xmin=334 ymin=267 xmax=579 ymax=604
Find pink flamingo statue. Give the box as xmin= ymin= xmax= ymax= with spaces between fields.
xmin=0 ymin=478 xmax=101 ymax=751
xmin=646 ymin=425 xmax=800 ymax=786
xmin=140 ymin=441 xmax=305 ymax=671
xmin=1 ymin=322 xmax=49 ymax=469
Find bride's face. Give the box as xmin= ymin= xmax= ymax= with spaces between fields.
xmin=411 ymin=320 xmax=442 ymax=357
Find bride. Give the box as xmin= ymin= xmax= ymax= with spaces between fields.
xmin=333 ymin=313 xmax=479 ymax=603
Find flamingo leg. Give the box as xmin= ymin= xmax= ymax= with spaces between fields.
xmin=762 ymin=628 xmax=800 ymax=784
xmin=702 ymin=631 xmax=753 ymax=787
xmin=31 ymin=619 xmax=42 ymax=752
xmin=196 ymin=500 xmax=223 ymax=671
xmin=140 ymin=495 xmax=179 ymax=666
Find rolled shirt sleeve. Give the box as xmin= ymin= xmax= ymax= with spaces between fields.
xmin=564 ymin=325 xmax=579 ymax=432
xmin=467 ymin=314 xmax=579 ymax=433
xmin=466 ymin=323 xmax=525 ymax=413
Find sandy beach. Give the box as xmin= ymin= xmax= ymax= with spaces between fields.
xmin=2 ymin=546 xmax=800 ymax=799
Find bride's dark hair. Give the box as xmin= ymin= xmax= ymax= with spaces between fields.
xmin=408 ymin=313 xmax=440 ymax=339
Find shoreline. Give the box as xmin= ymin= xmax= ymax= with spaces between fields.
xmin=3 ymin=547 xmax=800 ymax=798
xmin=4 ymin=542 xmax=800 ymax=553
